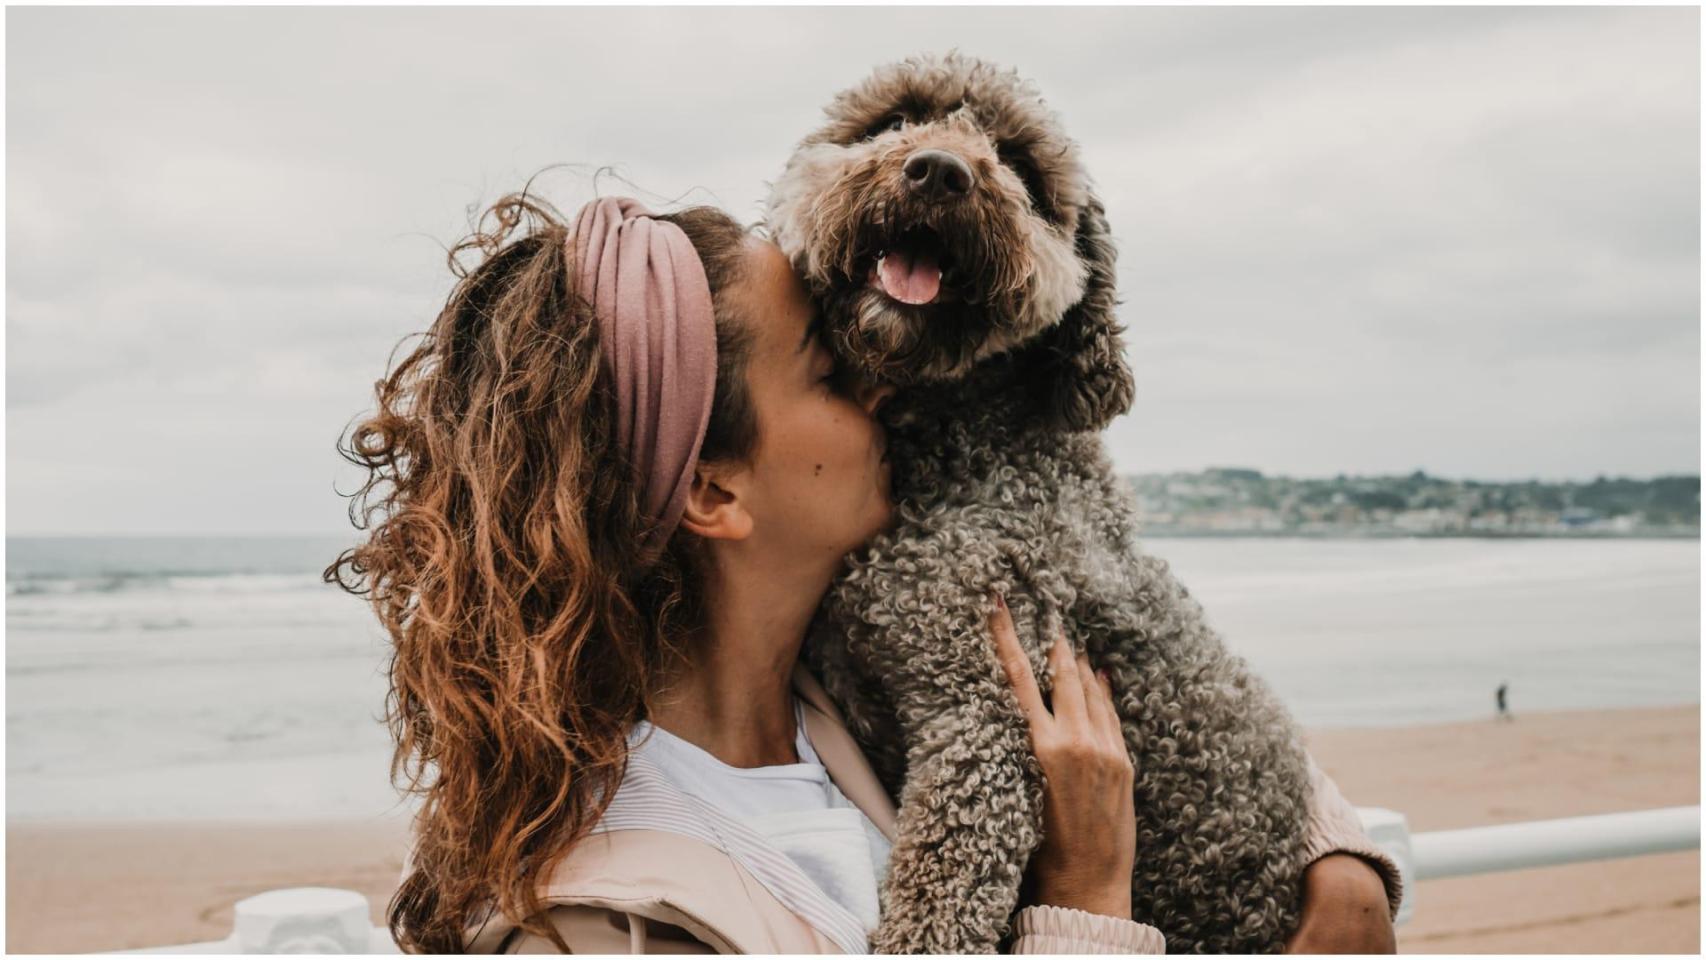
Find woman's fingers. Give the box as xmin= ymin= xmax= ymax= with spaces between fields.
xmin=988 ymin=597 xmax=1127 ymax=763
xmin=989 ymin=595 xmax=1050 ymax=732
xmin=1095 ymin=669 xmax=1130 ymax=762
xmin=1075 ymin=652 xmax=1124 ymax=758
xmin=1046 ymin=624 xmax=1087 ymax=725
xmin=1077 ymin=651 xmax=1114 ymax=747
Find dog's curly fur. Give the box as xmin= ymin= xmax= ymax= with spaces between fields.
xmin=765 ymin=53 xmax=1317 ymax=953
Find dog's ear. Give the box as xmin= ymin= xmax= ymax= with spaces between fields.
xmin=1021 ymin=192 xmax=1135 ymax=432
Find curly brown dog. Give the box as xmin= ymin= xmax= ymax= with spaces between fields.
xmin=765 ymin=52 xmax=1318 ymax=953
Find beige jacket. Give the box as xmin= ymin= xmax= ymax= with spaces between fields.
xmin=455 ymin=663 xmax=1403 ymax=954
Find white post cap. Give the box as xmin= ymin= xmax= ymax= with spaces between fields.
xmin=232 ymin=887 xmax=372 ymax=953
xmin=1357 ymin=806 xmax=1416 ymax=927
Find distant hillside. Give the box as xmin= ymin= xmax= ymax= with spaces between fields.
xmin=1127 ymin=469 xmax=1700 ymax=537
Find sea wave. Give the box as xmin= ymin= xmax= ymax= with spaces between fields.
xmin=6 ymin=571 xmax=330 ymax=597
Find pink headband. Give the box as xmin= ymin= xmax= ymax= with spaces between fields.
xmin=567 ymin=197 xmax=718 ymax=559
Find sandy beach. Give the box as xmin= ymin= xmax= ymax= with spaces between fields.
xmin=1307 ymin=704 xmax=1700 ymax=954
xmin=7 ymin=704 xmax=1697 ymax=953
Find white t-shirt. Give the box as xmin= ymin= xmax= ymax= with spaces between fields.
xmin=628 ymin=696 xmax=894 ymax=932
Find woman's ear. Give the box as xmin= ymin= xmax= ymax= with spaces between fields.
xmin=679 ymin=462 xmax=754 ymax=542
xmin=1020 ymin=190 xmax=1135 ymax=433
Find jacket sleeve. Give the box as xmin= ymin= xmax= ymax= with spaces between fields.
xmin=1008 ymin=904 xmax=1165 ymax=953
xmin=497 ymin=905 xmax=718 ymax=954
xmin=1300 ymin=749 xmax=1405 ymax=922
xmin=1003 ymin=748 xmax=1402 ymax=955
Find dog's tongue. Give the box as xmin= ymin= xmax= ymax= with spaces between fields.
xmin=877 ymin=251 xmax=942 ymax=305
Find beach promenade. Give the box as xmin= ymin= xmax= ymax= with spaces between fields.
xmin=7 ymin=704 xmax=1698 ymax=953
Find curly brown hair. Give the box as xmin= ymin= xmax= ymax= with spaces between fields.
xmin=324 ymin=194 xmax=756 ymax=953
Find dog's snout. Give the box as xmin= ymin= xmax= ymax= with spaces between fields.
xmin=903 ymin=149 xmax=974 ymax=201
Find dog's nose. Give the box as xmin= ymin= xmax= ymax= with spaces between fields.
xmin=903 ymin=149 xmax=974 ymax=201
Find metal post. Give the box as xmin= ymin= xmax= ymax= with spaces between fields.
xmin=1357 ymin=806 xmax=1417 ymax=926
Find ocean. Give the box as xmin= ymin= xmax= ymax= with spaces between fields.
xmin=6 ymin=535 xmax=1698 ymax=821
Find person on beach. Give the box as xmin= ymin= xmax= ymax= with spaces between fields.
xmin=327 ymin=194 xmax=1403 ymax=953
xmin=1498 ymin=681 xmax=1513 ymax=722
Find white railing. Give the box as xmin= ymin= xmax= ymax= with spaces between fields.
xmin=109 ymin=805 xmax=1700 ymax=953
xmin=1407 ymin=805 xmax=1700 ymax=880
xmin=1333 ymin=806 xmax=1697 ymax=927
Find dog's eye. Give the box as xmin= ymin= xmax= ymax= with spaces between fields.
xmin=1001 ymin=151 xmax=1054 ymax=220
xmin=863 ymin=113 xmax=907 ymax=140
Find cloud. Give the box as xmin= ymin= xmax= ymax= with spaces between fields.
xmin=6 ymin=6 xmax=1697 ymax=532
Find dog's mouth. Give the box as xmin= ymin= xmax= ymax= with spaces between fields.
xmin=862 ymin=226 xmax=965 ymax=307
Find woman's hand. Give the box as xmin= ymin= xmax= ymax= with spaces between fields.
xmin=1283 ymin=854 xmax=1397 ymax=953
xmin=988 ymin=594 xmax=1137 ymax=920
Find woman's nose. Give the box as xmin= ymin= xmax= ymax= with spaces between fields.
xmin=860 ymin=380 xmax=897 ymax=416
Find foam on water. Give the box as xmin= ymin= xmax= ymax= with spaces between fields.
xmin=1147 ymin=537 xmax=1700 ymax=728
xmin=5 ymin=535 xmax=1698 ymax=820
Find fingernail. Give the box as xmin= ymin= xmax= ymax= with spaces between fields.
xmin=995 ymin=593 xmax=1007 ymax=610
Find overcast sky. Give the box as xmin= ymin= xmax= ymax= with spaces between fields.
xmin=7 ymin=6 xmax=1699 ymax=535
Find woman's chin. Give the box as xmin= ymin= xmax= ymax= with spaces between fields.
xmin=842 ymin=503 xmax=893 ymax=555
xmin=869 ymin=498 xmax=897 ymax=539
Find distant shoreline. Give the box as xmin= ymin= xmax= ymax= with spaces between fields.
xmin=1140 ymin=528 xmax=1700 ymax=540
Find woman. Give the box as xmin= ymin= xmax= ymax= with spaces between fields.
xmin=328 ymin=194 xmax=1401 ymax=954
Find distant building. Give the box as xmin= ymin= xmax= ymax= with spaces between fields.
xmin=1393 ymin=508 xmax=1447 ymax=533
xmin=1126 ymin=468 xmax=1692 ymax=536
